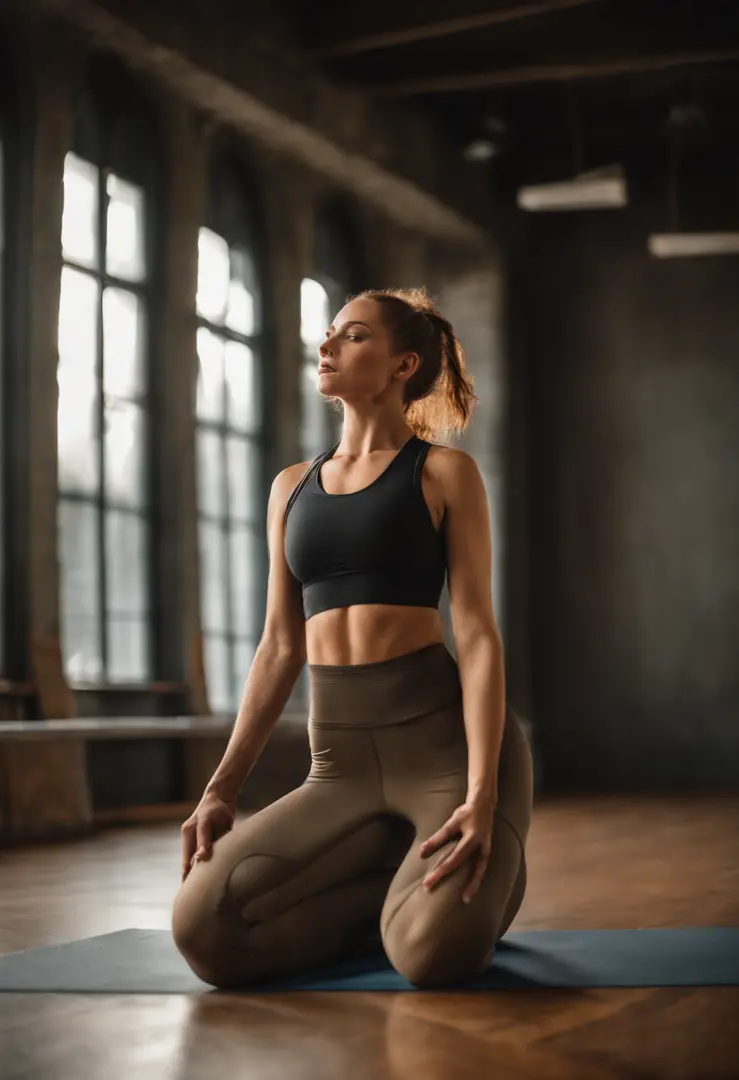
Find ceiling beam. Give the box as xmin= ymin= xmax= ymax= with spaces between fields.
xmin=369 ymin=45 xmax=739 ymax=96
xmin=313 ymin=0 xmax=597 ymax=59
xmin=18 ymin=0 xmax=487 ymax=247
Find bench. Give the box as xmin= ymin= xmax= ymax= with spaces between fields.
xmin=0 ymin=713 xmax=311 ymax=845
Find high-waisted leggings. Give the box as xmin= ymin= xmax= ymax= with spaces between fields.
xmin=172 ymin=643 xmax=534 ymax=989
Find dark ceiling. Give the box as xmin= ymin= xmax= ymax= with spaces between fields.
xmin=291 ymin=0 xmax=739 ymax=185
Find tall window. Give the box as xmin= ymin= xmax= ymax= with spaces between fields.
xmin=57 ymin=67 xmax=157 ymax=683
xmin=195 ymin=156 xmax=265 ymax=714
xmin=0 ymin=113 xmax=6 ymax=673
xmin=300 ymin=198 xmax=366 ymax=460
xmin=300 ymin=277 xmax=338 ymax=461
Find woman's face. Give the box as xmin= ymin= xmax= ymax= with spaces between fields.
xmin=317 ymin=298 xmax=416 ymax=403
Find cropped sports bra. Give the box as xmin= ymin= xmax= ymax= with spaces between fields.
xmin=284 ymin=435 xmax=447 ymax=620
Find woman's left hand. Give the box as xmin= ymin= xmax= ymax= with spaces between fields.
xmin=419 ymin=796 xmax=497 ymax=904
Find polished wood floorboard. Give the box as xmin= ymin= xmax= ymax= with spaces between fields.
xmin=1 ymin=795 xmax=738 ymax=1080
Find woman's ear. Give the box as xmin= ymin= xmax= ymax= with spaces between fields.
xmin=394 ymin=351 xmax=422 ymax=383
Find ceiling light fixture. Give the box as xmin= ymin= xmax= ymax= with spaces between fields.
xmin=517 ymin=164 xmax=628 ymax=212
xmin=648 ymin=232 xmax=739 ymax=258
xmin=647 ymin=103 xmax=739 ymax=258
xmin=516 ymin=91 xmax=628 ymax=213
xmin=464 ymin=138 xmax=498 ymax=163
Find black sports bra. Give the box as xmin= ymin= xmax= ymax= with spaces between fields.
xmin=284 ymin=435 xmax=446 ymax=620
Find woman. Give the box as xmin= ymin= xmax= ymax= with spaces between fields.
xmin=172 ymin=286 xmax=533 ymax=989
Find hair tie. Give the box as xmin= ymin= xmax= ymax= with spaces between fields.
xmin=418 ymin=309 xmax=437 ymax=337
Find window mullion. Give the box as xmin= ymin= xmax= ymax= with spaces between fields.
xmin=97 ymin=166 xmax=108 ymax=678
xmin=143 ymin=282 xmax=154 ymax=684
xmin=0 ymin=130 xmax=5 ymax=674
xmin=197 ymin=313 xmax=255 ymax=349
xmin=220 ymin=345 xmax=236 ymax=708
xmin=196 ymin=217 xmax=264 ymax=712
xmin=60 ymin=257 xmax=147 ymax=298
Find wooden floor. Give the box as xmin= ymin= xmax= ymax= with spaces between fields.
xmin=1 ymin=794 xmax=739 ymax=1080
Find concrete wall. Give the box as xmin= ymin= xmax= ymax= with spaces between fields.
xmin=429 ymin=250 xmax=510 ymax=651
xmin=511 ymin=153 xmax=739 ymax=792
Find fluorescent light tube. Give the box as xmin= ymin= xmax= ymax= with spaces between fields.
xmin=517 ymin=165 xmax=628 ymax=212
xmin=648 ymin=232 xmax=739 ymax=258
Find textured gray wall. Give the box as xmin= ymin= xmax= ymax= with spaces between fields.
xmin=432 ymin=255 xmax=508 ymax=649
xmin=515 ymin=172 xmax=739 ymax=792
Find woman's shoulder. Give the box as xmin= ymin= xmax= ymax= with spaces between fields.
xmin=424 ymin=443 xmax=484 ymax=499
xmin=271 ymin=459 xmax=312 ymax=498
xmin=425 ymin=442 xmax=477 ymax=474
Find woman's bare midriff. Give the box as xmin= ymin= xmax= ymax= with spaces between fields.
xmin=305 ymin=604 xmax=445 ymax=666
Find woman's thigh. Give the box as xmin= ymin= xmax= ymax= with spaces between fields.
xmin=171 ymin=776 xmax=403 ymax=987
xmin=380 ymin=794 xmax=523 ymax=985
xmin=379 ymin=705 xmax=533 ymax=987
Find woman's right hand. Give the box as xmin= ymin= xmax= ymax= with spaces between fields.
xmin=180 ymin=790 xmax=237 ymax=881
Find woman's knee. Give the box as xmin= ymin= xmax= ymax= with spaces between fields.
xmin=171 ymin=850 xmax=296 ymax=988
xmin=382 ymin=895 xmax=493 ymax=989
xmin=385 ymin=922 xmax=492 ymax=989
xmin=382 ymin=817 xmax=524 ymax=988
xmin=171 ymin=873 xmax=232 ymax=988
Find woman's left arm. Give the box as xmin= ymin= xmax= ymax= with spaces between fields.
xmin=419 ymin=448 xmax=506 ymax=901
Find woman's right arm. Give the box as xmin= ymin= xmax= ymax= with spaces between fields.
xmin=180 ymin=462 xmax=309 ymax=878
xmin=205 ymin=462 xmax=310 ymax=801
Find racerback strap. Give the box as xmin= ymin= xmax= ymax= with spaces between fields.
xmin=284 ymin=442 xmax=339 ymax=524
xmin=412 ymin=437 xmax=433 ymax=490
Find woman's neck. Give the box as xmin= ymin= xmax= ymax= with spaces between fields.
xmin=338 ymin=406 xmax=414 ymax=456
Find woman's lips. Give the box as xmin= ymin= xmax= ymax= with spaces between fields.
xmin=318 ymin=363 xmax=335 ymax=373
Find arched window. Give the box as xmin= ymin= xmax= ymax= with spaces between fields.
xmin=195 ymin=154 xmax=266 ymax=714
xmin=57 ymin=59 xmax=158 ymax=684
xmin=300 ymin=196 xmax=366 ymax=460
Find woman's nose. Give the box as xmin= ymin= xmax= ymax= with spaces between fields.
xmin=319 ymin=337 xmax=333 ymax=358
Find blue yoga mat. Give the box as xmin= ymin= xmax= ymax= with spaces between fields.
xmin=0 ymin=927 xmax=738 ymax=992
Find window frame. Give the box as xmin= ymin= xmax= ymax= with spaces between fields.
xmin=57 ymin=59 xmax=160 ymax=688
xmin=300 ymin=273 xmax=343 ymax=460
xmin=0 ymin=36 xmax=33 ymax=684
xmin=300 ymin=194 xmax=368 ymax=461
xmin=0 ymin=100 xmax=6 ymax=675
xmin=195 ymin=150 xmax=270 ymax=714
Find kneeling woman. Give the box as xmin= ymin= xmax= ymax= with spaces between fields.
xmin=172 ymin=286 xmax=533 ymax=989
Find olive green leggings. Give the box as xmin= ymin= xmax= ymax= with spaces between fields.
xmin=172 ymin=643 xmax=534 ymax=989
